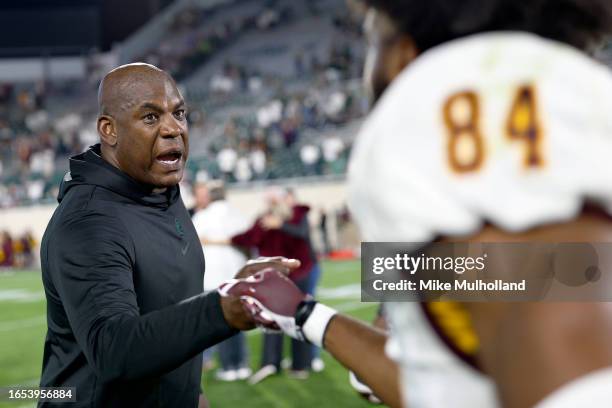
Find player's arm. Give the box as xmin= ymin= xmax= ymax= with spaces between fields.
xmin=323 ymin=314 xmax=402 ymax=407
xmin=348 ymin=306 xmax=387 ymax=404
xmin=461 ymin=218 xmax=612 ymax=407
xmin=219 ymin=270 xmax=403 ymax=408
xmin=468 ymin=301 xmax=612 ymax=408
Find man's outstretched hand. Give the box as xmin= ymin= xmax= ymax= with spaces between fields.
xmin=219 ymin=257 xmax=301 ymax=330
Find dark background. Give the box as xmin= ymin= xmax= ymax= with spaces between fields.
xmin=0 ymin=0 xmax=174 ymax=56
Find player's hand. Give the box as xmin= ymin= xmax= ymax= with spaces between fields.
xmin=219 ymin=257 xmax=300 ymax=331
xmin=218 ymin=269 xmax=337 ymax=346
xmin=234 ymin=256 xmax=300 ymax=279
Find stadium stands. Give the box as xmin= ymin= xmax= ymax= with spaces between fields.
xmin=0 ymin=0 xmax=365 ymax=208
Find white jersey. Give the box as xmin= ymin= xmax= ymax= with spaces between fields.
xmin=192 ymin=200 xmax=249 ymax=291
xmin=347 ymin=33 xmax=612 ymax=407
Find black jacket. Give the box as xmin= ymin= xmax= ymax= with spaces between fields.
xmin=39 ymin=145 xmax=236 ymax=407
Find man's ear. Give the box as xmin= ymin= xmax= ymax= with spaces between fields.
xmin=97 ymin=115 xmax=117 ymax=147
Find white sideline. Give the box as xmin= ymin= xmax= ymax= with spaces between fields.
xmin=0 ymin=315 xmax=46 ymax=332
xmin=0 ymin=289 xmax=45 ymax=302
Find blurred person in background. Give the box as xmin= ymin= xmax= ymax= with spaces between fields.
xmin=318 ymin=208 xmax=330 ymax=256
xmin=223 ymin=187 xmax=315 ymax=383
xmin=189 ymin=180 xmax=211 ymax=217
xmin=189 ymin=180 xmax=213 ymax=371
xmin=300 ymin=142 xmax=321 ymax=176
xmin=217 ymin=144 xmax=238 ymax=182
xmin=261 ymin=187 xmax=325 ymax=372
xmin=0 ymin=231 xmax=14 ymax=268
xmin=321 ymin=133 xmax=345 ymax=174
xmin=21 ymin=230 xmax=36 ymax=269
xmin=192 ymin=181 xmax=252 ymax=381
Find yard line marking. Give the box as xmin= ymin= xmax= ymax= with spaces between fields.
xmin=7 ymin=378 xmax=40 ymax=388
xmin=0 ymin=289 xmax=45 ymax=302
xmin=0 ymin=315 xmax=46 ymax=332
xmin=250 ymin=383 xmax=293 ymax=408
xmin=282 ymin=376 xmax=312 ymax=400
xmin=317 ymin=284 xmax=361 ymax=300
xmin=334 ymin=300 xmax=372 ymax=313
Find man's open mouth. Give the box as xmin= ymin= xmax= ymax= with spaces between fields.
xmin=156 ymin=150 xmax=183 ymax=166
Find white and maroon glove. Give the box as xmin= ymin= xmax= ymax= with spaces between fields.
xmin=218 ymin=268 xmax=337 ymax=347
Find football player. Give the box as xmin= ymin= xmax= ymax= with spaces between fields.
xmin=221 ymin=0 xmax=612 ymax=407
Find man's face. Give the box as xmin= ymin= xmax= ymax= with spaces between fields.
xmin=363 ymin=8 xmax=416 ymax=104
xmin=112 ymin=78 xmax=189 ymax=188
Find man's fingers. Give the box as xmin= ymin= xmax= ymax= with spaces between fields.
xmin=280 ymin=258 xmax=301 ymax=268
xmin=270 ymin=259 xmax=300 ymax=275
xmin=246 ymin=256 xmax=288 ymax=265
xmin=238 ymin=257 xmax=301 ymax=278
xmin=254 ymin=259 xmax=300 ymax=276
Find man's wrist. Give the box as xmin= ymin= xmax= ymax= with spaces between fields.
xmin=298 ymin=301 xmax=337 ymax=347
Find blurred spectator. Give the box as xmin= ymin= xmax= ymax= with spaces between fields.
xmin=230 ymin=187 xmax=314 ymax=383
xmin=0 ymin=0 xmax=366 ymax=208
xmin=249 ymin=143 xmax=267 ymax=179
xmin=256 ymin=8 xmax=280 ymax=29
xmin=210 ymin=73 xmax=235 ymax=93
xmin=192 ymin=181 xmax=251 ymax=381
xmin=257 ymin=100 xmax=283 ymax=129
xmin=294 ymin=50 xmax=305 ymax=77
xmin=189 ymin=181 xmax=211 ymax=217
xmin=19 ymin=230 xmax=36 ymax=269
xmin=274 ymin=188 xmax=324 ymax=371
xmin=0 ymin=231 xmax=14 ymax=268
xmin=281 ymin=119 xmax=299 ymax=148
xmin=300 ymin=143 xmax=320 ymax=176
xmin=319 ymin=208 xmax=330 ymax=256
xmin=29 ymin=149 xmax=55 ymax=177
xmin=323 ymin=90 xmax=348 ymax=122
xmin=217 ymin=146 xmax=238 ymax=181
xmin=322 ymin=134 xmax=345 ymax=173
xmin=234 ymin=156 xmax=252 ymax=182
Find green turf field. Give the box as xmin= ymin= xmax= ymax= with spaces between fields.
xmin=0 ymin=260 xmax=380 ymax=407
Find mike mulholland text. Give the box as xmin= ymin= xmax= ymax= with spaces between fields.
xmin=373 ymin=279 xmax=527 ymax=292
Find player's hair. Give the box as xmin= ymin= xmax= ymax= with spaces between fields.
xmin=362 ymin=0 xmax=612 ymax=52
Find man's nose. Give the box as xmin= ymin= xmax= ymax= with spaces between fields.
xmin=160 ymin=114 xmax=183 ymax=138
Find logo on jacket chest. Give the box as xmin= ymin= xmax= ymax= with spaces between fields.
xmin=175 ymin=218 xmax=190 ymax=255
xmin=175 ymin=218 xmax=185 ymax=237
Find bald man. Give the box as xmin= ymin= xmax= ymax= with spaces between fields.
xmin=38 ymin=64 xmax=299 ymax=407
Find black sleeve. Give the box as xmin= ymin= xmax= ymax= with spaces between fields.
xmin=280 ymin=216 xmax=310 ymax=240
xmin=48 ymin=211 xmax=237 ymax=382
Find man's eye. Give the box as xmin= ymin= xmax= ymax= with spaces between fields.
xmin=174 ymin=110 xmax=186 ymax=120
xmin=143 ymin=113 xmax=157 ymax=123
